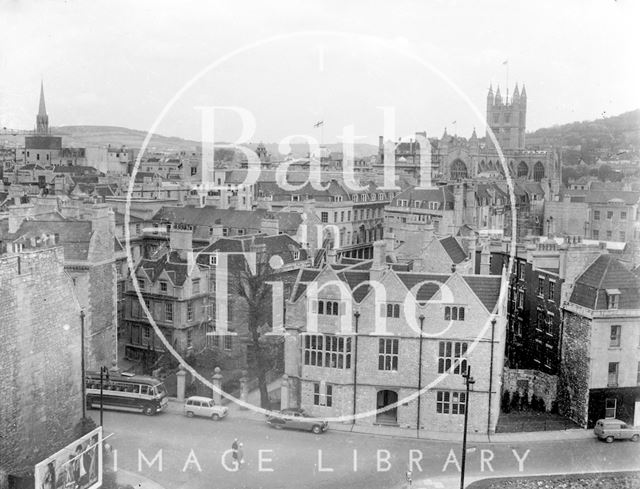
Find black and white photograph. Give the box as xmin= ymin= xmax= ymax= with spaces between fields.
xmin=0 ymin=1 xmax=639 ymax=488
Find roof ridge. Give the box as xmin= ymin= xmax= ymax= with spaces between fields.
xmin=596 ymin=255 xmax=613 ymax=290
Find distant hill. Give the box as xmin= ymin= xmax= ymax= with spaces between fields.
xmin=53 ymin=125 xmax=200 ymax=151
xmin=526 ymin=110 xmax=640 ymax=160
xmin=51 ymin=125 xmax=379 ymax=157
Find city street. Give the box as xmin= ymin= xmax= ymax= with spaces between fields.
xmin=90 ymin=409 xmax=640 ymax=489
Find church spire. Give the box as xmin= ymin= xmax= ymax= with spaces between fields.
xmin=36 ymin=80 xmax=49 ymax=135
xmin=39 ymin=80 xmax=47 ymax=116
xmin=494 ymin=85 xmax=502 ymax=105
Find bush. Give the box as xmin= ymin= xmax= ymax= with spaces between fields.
xmin=501 ymin=391 xmax=511 ymax=413
xmin=74 ymin=416 xmax=98 ymax=438
xmin=530 ymin=394 xmax=539 ymax=411
xmin=511 ymin=391 xmax=521 ymax=412
xmin=185 ymin=381 xmax=199 ymax=397
xmin=539 ymin=397 xmax=547 ymax=412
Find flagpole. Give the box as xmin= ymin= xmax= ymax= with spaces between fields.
xmin=505 ymin=60 xmax=509 ymax=103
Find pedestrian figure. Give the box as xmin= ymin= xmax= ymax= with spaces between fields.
xmin=231 ymin=438 xmax=239 ymax=464
xmin=237 ymin=443 xmax=245 ymax=466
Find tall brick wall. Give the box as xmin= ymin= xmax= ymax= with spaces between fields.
xmin=0 ymin=248 xmax=83 ymax=477
xmin=557 ymin=311 xmax=591 ymax=427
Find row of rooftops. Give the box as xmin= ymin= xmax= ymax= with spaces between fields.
xmin=562 ymin=188 xmax=640 ymax=205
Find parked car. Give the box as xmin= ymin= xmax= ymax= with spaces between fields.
xmin=594 ymin=418 xmax=640 ymax=443
xmin=184 ymin=396 xmax=228 ymax=420
xmin=266 ymin=407 xmax=328 ymax=434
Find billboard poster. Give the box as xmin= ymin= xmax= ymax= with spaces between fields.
xmin=34 ymin=426 xmax=103 ymax=489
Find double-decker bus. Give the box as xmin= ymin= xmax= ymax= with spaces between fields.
xmin=85 ymin=371 xmax=169 ymax=415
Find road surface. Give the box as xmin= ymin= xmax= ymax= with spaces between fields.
xmin=90 ymin=409 xmax=640 ymax=489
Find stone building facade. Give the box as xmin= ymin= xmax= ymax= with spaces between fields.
xmin=0 ymin=246 xmax=83 ymax=482
xmin=284 ymin=242 xmax=508 ymax=434
xmin=1 ymin=199 xmax=118 ymax=370
xmin=558 ymin=254 xmax=640 ymax=428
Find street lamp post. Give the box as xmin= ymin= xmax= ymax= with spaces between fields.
xmin=460 ymin=365 xmax=475 ymax=489
xmin=80 ymin=310 xmax=86 ymax=419
xmin=416 ymin=314 xmax=425 ymax=438
xmin=100 ymin=366 xmax=110 ymax=427
xmin=352 ymin=311 xmax=360 ymax=424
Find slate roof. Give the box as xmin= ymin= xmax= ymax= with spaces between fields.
xmin=53 ymin=165 xmax=100 ymax=175
xmin=396 ymin=273 xmax=453 ymax=302
xmin=461 ymin=275 xmax=503 ymax=312
xmin=8 ymin=220 xmax=93 ymax=260
xmin=153 ymin=206 xmax=302 ymax=234
xmin=585 ymin=190 xmax=640 ymax=205
xmin=569 ymin=254 xmax=640 ymax=310
xmin=20 ymin=164 xmax=47 ymax=171
xmin=291 ymin=268 xmax=322 ymax=302
xmin=114 ymin=212 xmax=144 ymax=225
xmin=440 ymin=237 xmax=467 ymax=264
xmin=391 ymin=186 xmax=455 ymax=209
xmin=336 ymin=270 xmax=371 ymax=302
xmin=138 ymin=251 xmax=191 ymax=286
xmin=291 ymin=267 xmax=503 ymax=312
xmin=197 ymin=234 xmax=307 ymax=266
xmin=563 ymin=189 xmax=640 ymax=205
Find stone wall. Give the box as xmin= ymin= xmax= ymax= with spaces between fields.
xmin=0 ymin=248 xmax=83 ymax=477
xmin=502 ymin=368 xmax=558 ymax=411
xmin=87 ymin=261 xmax=117 ymax=369
xmin=557 ymin=311 xmax=592 ymax=427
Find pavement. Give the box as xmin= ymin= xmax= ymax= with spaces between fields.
xmin=112 ymin=380 xmax=594 ymax=489
xmin=116 ymin=469 xmax=167 ymax=489
xmin=163 ymin=395 xmax=594 ymax=444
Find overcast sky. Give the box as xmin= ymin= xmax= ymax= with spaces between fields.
xmin=1 ymin=0 xmax=638 ymax=145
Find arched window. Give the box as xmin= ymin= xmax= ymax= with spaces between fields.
xmin=452 ymin=307 xmax=458 ymax=320
xmin=393 ymin=304 xmax=400 ymax=318
xmin=517 ymin=161 xmax=529 ymax=178
xmin=450 ymin=159 xmax=468 ymax=180
xmin=533 ymin=161 xmax=545 ymax=182
xmin=444 ymin=306 xmax=451 ymax=320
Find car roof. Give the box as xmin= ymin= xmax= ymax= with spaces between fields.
xmin=186 ymin=396 xmax=214 ymax=402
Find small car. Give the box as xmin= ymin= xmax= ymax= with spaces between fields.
xmin=266 ymin=407 xmax=328 ymax=434
xmin=594 ymin=418 xmax=640 ymax=443
xmin=184 ymin=396 xmax=228 ymax=420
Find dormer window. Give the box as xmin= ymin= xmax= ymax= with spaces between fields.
xmin=606 ymin=289 xmax=620 ymax=310
xmin=209 ymin=253 xmax=218 ymax=266
xmin=293 ymin=251 xmax=300 ymax=260
xmin=160 ymin=281 xmax=168 ymax=293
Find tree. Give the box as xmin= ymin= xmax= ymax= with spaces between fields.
xmin=229 ymin=250 xmax=284 ymax=409
xmin=511 ymin=390 xmax=521 ymax=412
xmin=501 ymin=391 xmax=511 ymax=413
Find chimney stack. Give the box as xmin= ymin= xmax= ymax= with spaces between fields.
xmin=371 ymin=240 xmax=386 ymax=281
xmin=8 ymin=203 xmax=34 ymax=234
